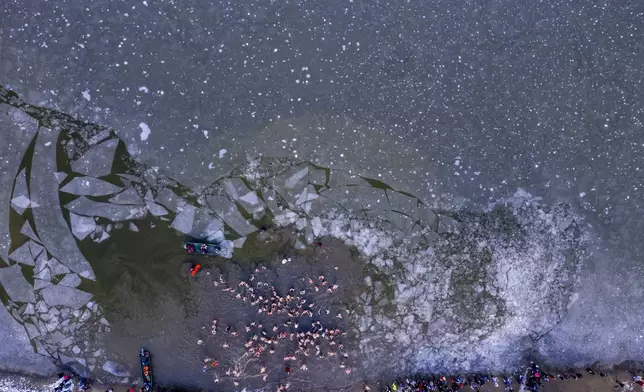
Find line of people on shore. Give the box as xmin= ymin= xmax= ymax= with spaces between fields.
xmin=380 ymin=362 xmax=638 ymax=391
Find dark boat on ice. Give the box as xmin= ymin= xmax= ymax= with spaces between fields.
xmin=140 ymin=348 xmax=153 ymax=392
xmin=183 ymin=240 xmax=223 ymax=256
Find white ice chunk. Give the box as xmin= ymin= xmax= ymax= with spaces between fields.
xmin=48 ymin=258 xmax=70 ymax=276
xmin=34 ymin=279 xmax=51 ymax=290
xmin=171 ymin=204 xmax=196 ymax=234
xmin=218 ymin=148 xmax=227 ymax=158
xmin=95 ymin=231 xmax=110 ymax=243
xmin=240 ymin=191 xmax=261 ymax=206
xmin=20 ymin=220 xmax=39 ymax=242
xmin=60 ymin=177 xmax=122 ymax=196
xmin=8 ymin=241 xmax=38 ymax=266
xmin=139 ymin=122 xmax=151 ymax=141
xmin=146 ymin=201 xmax=168 ymax=216
xmin=81 ymin=89 xmax=91 ymax=101
xmin=54 ymin=172 xmax=68 ymax=184
xmin=11 ymin=195 xmax=33 ymax=211
xmin=70 ymin=213 xmax=97 ymax=240
xmin=129 ymin=222 xmax=139 ymax=232
xmin=34 ymin=267 xmax=50 ymax=282
xmin=59 ymin=274 xmax=82 ymax=288
xmin=233 ymin=236 xmax=247 ymax=248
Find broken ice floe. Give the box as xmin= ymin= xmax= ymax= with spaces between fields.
xmin=8 ymin=241 xmax=39 ymax=266
xmin=170 ymin=203 xmax=195 ymax=234
xmin=40 ymin=285 xmax=92 ymax=309
xmin=65 ymin=197 xmax=147 ymax=221
xmin=146 ymin=201 xmax=168 ymax=216
xmin=60 ymin=177 xmax=122 ymax=196
xmin=108 ymin=187 xmax=144 ymax=205
xmin=59 ymin=274 xmax=82 ymax=288
xmin=71 ymin=139 xmax=118 ymax=177
xmin=0 ymin=265 xmax=36 ymax=303
xmin=20 ymin=221 xmax=39 ymax=242
xmin=10 ymin=168 xmax=30 ymax=214
xmin=70 ymin=213 xmax=97 ymax=240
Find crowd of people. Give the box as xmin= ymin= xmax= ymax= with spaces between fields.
xmin=201 ymin=269 xmax=352 ymax=387
xmin=380 ymin=362 xmax=644 ymax=391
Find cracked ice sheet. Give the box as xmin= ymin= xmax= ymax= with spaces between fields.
xmin=60 ymin=176 xmax=123 ymax=196
xmin=0 ymin=105 xmax=39 ymax=262
xmin=65 ymin=196 xmax=148 ymax=221
xmin=29 ymin=128 xmax=95 ymax=280
xmin=0 ymin=265 xmax=36 ymax=303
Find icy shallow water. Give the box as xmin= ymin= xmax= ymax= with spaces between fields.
xmin=1 ymin=85 xmax=628 ymax=391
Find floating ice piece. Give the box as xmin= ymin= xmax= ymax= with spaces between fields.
xmin=65 ymin=197 xmax=148 ymax=221
xmin=40 ymin=285 xmax=93 ymax=309
xmin=233 ymin=237 xmax=247 ymax=248
xmin=23 ymin=303 xmax=34 ymax=315
xmin=240 ymin=191 xmax=261 ymax=206
xmin=31 ymin=128 xmax=96 ymax=280
xmin=129 ymin=222 xmax=139 ymax=232
xmin=95 ymin=231 xmax=110 ymax=243
xmin=10 ymin=168 xmax=29 ymax=214
xmin=20 ymin=220 xmax=39 ymax=242
xmin=154 ymin=187 xmax=180 ymax=211
xmin=171 ymin=204 xmax=196 ymax=234
xmin=59 ymin=274 xmax=82 ymax=288
xmin=71 ymin=139 xmax=118 ymax=177
xmin=61 ymin=177 xmax=123 ymax=196
xmin=70 ymin=213 xmax=97 ymax=240
xmin=48 ymin=258 xmax=71 ymax=276
xmin=146 ymin=201 xmax=168 ymax=216
xmin=34 ymin=252 xmax=48 ymax=274
xmin=108 ymin=187 xmax=144 ymax=205
xmin=54 ymin=172 xmax=68 ymax=184
xmin=34 ymin=267 xmax=51 ymax=281
xmin=34 ymin=279 xmax=51 ymax=290
xmin=9 ymin=241 xmax=39 ymax=266
xmin=0 ymin=265 xmax=36 ymax=302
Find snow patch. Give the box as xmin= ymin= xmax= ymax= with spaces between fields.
xmin=218 ymin=148 xmax=227 ymax=158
